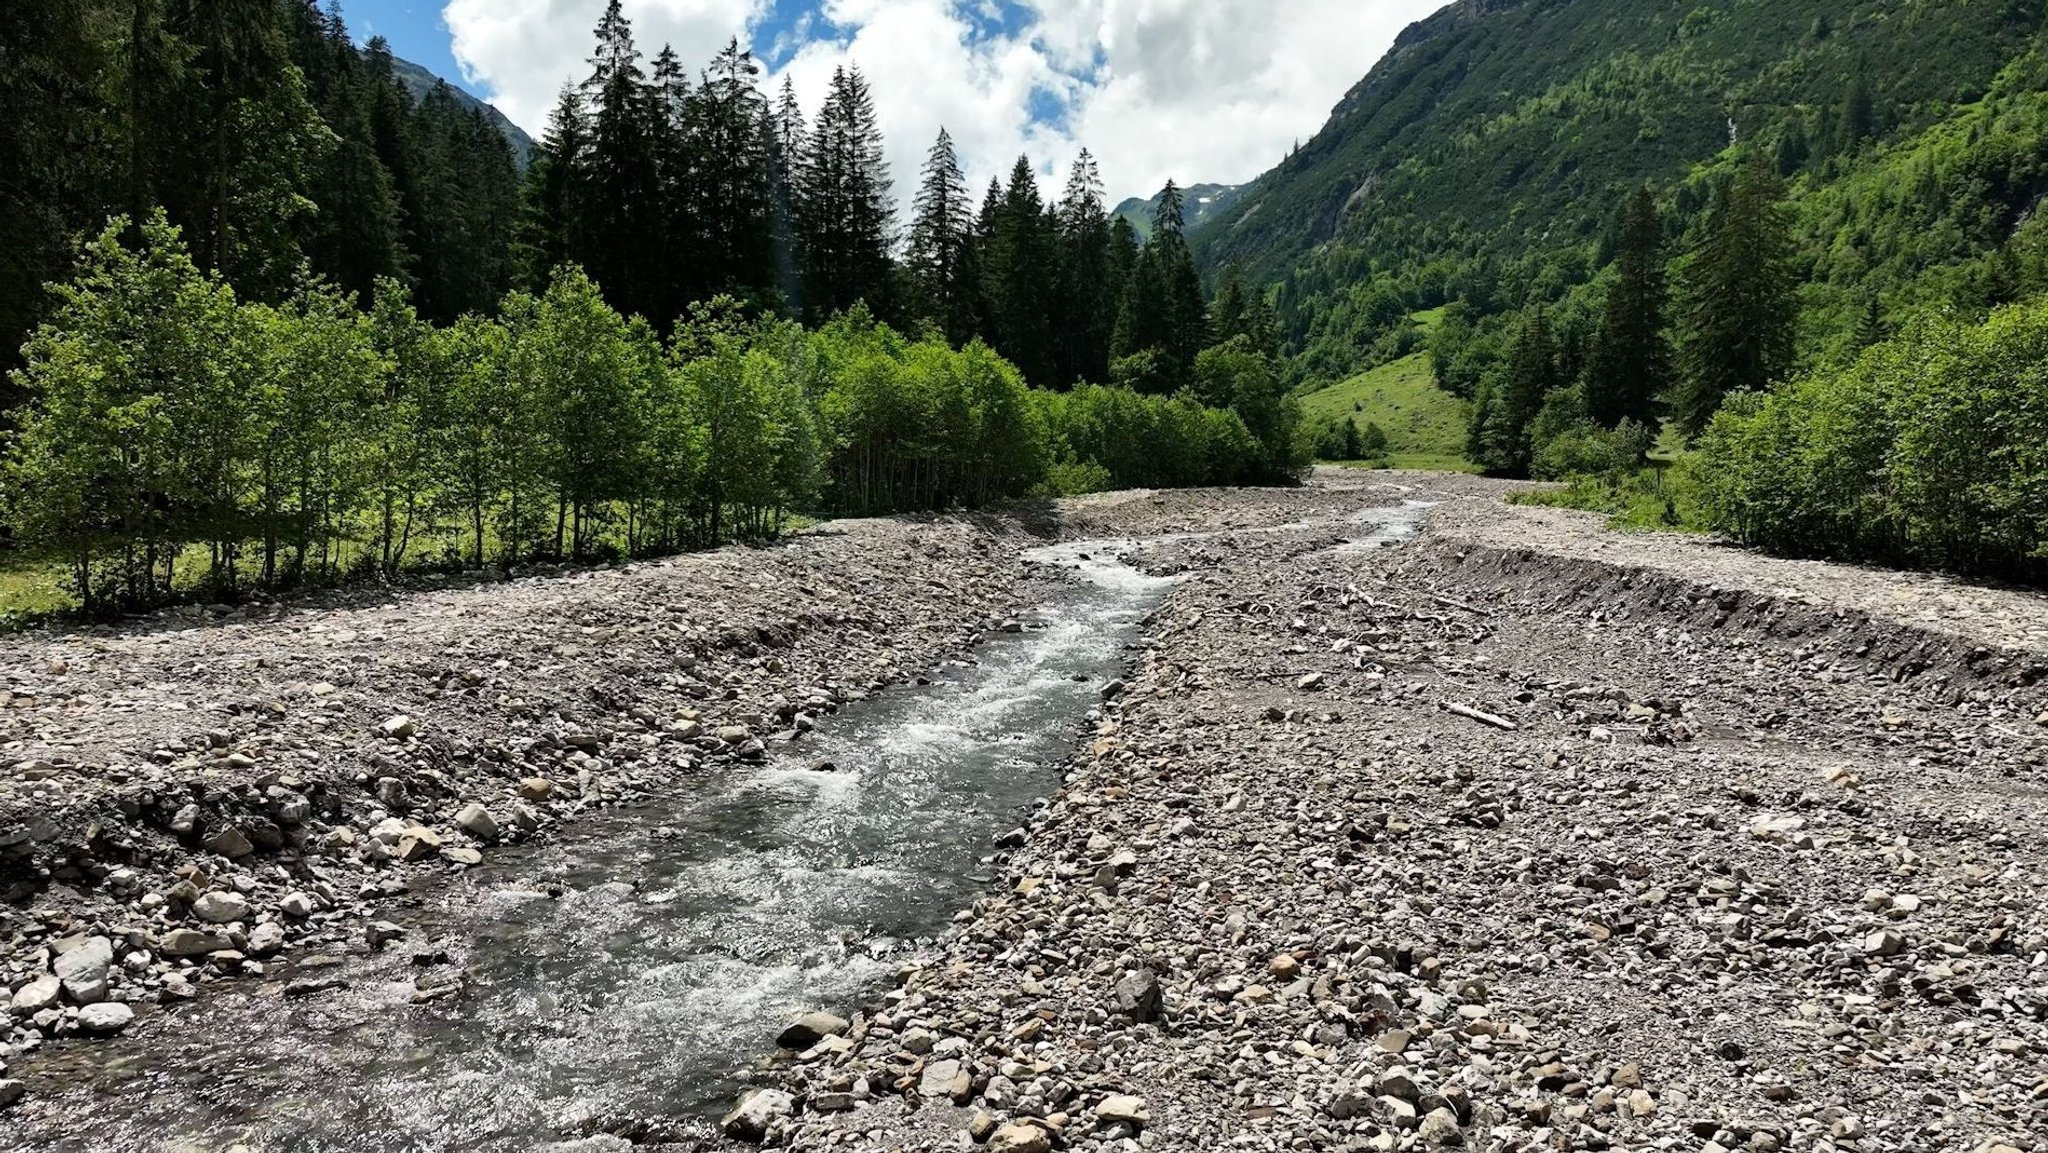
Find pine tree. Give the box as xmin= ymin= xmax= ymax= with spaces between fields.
xmin=796 ymin=66 xmax=892 ymax=322
xmin=768 ymin=77 xmax=807 ymax=316
xmin=1839 ymin=73 xmax=1875 ymax=153
xmin=686 ymin=39 xmax=773 ymax=306
xmin=1584 ymin=186 xmax=1670 ymax=429
xmin=517 ymin=87 xmax=585 ymax=292
xmin=1053 ymin=150 xmax=1113 ymax=386
xmin=1674 ymin=159 xmax=1798 ymax=435
xmin=983 ymin=156 xmax=1056 ymax=385
xmin=1113 ymin=181 xmax=1208 ymax=385
xmin=1853 ymin=291 xmax=1887 ymax=349
xmin=1477 ymin=306 xmax=1560 ymax=474
xmin=649 ymin=44 xmax=696 ymax=319
xmin=907 ymin=129 xmax=974 ymax=342
xmin=577 ymin=0 xmax=663 ymax=320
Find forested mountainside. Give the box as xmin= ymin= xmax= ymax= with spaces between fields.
xmin=387 ymin=55 xmax=535 ymax=167
xmin=1112 ymin=183 xmax=1245 ymax=240
xmin=1197 ymin=0 xmax=2047 ymax=383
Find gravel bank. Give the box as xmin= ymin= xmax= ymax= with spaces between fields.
xmin=0 ymin=515 xmax=1035 ymax=1073
xmin=5 ymin=474 xmax=2047 ymax=1153
xmin=735 ymin=475 xmax=2048 ymax=1153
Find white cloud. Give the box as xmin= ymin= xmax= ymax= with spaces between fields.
xmin=444 ymin=0 xmax=1444 ymax=205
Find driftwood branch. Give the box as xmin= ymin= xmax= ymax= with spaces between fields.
xmin=1428 ymin=592 xmax=1495 ymax=617
xmin=1438 ymin=700 xmax=1519 ymax=731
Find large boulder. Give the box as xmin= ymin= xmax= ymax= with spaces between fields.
xmin=53 ymin=936 xmax=113 ymax=1004
xmin=719 ymin=1088 xmax=794 ymax=1143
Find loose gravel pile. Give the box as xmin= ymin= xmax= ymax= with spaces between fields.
xmin=5 ymin=473 xmax=2047 ymax=1153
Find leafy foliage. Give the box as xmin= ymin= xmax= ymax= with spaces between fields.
xmin=1692 ymin=302 xmax=2048 ymax=580
xmin=2 ymin=219 xmax=1277 ymax=614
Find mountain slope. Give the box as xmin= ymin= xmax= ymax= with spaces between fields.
xmin=1113 ymin=183 xmax=1246 ymax=239
xmin=1196 ymin=0 xmax=2047 ymax=383
xmin=390 ymin=56 xmax=535 ymax=168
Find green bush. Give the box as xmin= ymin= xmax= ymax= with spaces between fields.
xmin=1693 ymin=302 xmax=2048 ymax=579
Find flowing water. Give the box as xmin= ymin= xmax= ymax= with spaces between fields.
xmin=9 ymin=504 xmax=1432 ymax=1153
xmin=8 ymin=542 xmax=1176 ymax=1153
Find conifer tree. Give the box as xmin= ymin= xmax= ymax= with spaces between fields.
xmin=984 ymin=156 xmax=1056 ymax=385
xmin=1584 ymin=185 xmax=1670 ymax=429
xmin=907 ymin=129 xmax=974 ymax=343
xmin=768 ymin=77 xmax=807 ymax=316
xmin=577 ymin=0 xmax=662 ymax=321
xmin=1113 ymin=181 xmax=1208 ymax=385
xmin=1476 ymin=305 xmax=1561 ymax=474
xmin=1674 ymin=159 xmax=1797 ymax=435
xmin=1053 ymin=151 xmax=1114 ymax=386
xmin=517 ymin=88 xmax=586 ymax=292
xmin=796 ymin=66 xmax=892 ymax=322
xmin=686 ymin=40 xmax=773 ymax=306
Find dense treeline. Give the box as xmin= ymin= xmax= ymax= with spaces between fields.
xmin=2 ymin=0 xmax=1279 ymax=407
xmin=1 ymin=0 xmax=1315 ymax=614
xmin=0 ymin=0 xmax=523 ymax=396
xmin=2 ymin=216 xmax=1289 ymax=613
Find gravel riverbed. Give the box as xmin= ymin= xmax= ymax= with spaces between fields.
xmin=4 ymin=473 xmax=2046 ymax=1153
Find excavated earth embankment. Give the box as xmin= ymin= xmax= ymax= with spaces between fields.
xmin=4 ymin=473 xmax=2046 ymax=1153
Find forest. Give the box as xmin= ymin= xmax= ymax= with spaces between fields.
xmin=0 ymin=0 xmax=1305 ymax=616
xmin=1233 ymin=0 xmax=2048 ymax=583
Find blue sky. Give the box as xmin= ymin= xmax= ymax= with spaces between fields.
xmin=342 ymin=0 xmax=1440 ymax=204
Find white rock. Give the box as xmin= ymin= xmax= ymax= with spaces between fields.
xmin=453 ymin=804 xmax=499 ymax=842
xmin=53 ymin=936 xmax=113 ymax=1004
xmin=76 ymin=1002 xmax=135 ymax=1033
xmin=193 ymin=891 xmax=251 ymax=924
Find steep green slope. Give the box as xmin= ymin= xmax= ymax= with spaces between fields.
xmin=1113 ymin=183 xmax=1246 ymax=239
xmin=1197 ymin=0 xmax=2046 ymax=382
xmin=1298 ymin=352 xmax=1474 ymax=470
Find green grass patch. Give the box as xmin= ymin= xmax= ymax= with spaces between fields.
xmin=1299 ymin=351 xmax=1473 ymax=467
xmin=1333 ymin=453 xmax=1482 ymax=474
xmin=1507 ymin=465 xmax=1707 ymax=534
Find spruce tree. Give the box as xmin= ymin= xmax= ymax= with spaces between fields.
xmin=796 ymin=66 xmax=892 ymax=322
xmin=577 ymin=0 xmax=663 ymax=321
xmin=649 ymin=45 xmax=696 ymax=319
xmin=1053 ymin=150 xmax=1113 ymax=386
xmin=906 ymin=129 xmax=974 ymax=343
xmin=517 ymin=87 xmax=585 ymax=291
xmin=1477 ymin=306 xmax=1560 ymax=474
xmin=983 ymin=156 xmax=1056 ymax=385
xmin=1674 ymin=159 xmax=1797 ymax=435
xmin=1584 ymin=185 xmax=1670 ymax=429
xmin=768 ymin=77 xmax=807 ymax=317
xmin=686 ymin=40 xmax=773 ymax=306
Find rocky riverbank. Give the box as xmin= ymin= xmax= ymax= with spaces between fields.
xmin=722 ymin=473 xmax=2048 ymax=1153
xmin=0 ymin=515 xmax=1043 ymax=1090
xmin=5 ymin=473 xmax=2047 ymax=1153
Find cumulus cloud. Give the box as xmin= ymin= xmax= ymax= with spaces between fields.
xmin=444 ymin=0 xmax=1443 ymax=204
